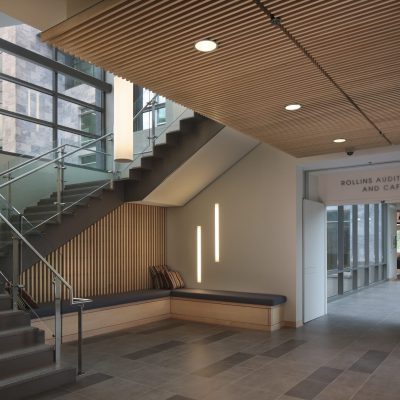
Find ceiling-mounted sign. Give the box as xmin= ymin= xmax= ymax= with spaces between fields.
xmin=315 ymin=163 xmax=400 ymax=205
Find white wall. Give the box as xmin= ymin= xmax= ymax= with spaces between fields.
xmin=167 ymin=143 xmax=303 ymax=323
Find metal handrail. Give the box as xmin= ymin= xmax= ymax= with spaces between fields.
xmin=0 ymin=212 xmax=74 ymax=300
xmin=0 ymin=132 xmax=113 ymax=190
xmin=133 ymin=93 xmax=158 ymax=123
xmin=0 ymin=143 xmax=67 ymax=179
xmin=28 ymin=181 xmax=111 ymax=232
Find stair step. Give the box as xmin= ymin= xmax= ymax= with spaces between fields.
xmin=64 ymin=180 xmax=108 ymax=190
xmin=61 ymin=184 xmax=109 ymax=196
xmin=0 ymin=345 xmax=54 ymax=380
xmin=0 ymin=310 xmax=31 ymax=331
xmin=166 ymin=131 xmax=182 ymax=145
xmin=0 ymin=365 xmax=76 ymax=400
xmin=153 ymin=143 xmax=172 ymax=157
xmin=46 ymin=192 xmax=102 ymax=203
xmin=0 ymin=326 xmax=44 ymax=353
xmin=179 ymin=117 xmax=196 ymax=132
xmin=141 ymin=155 xmax=161 ymax=169
xmin=129 ymin=167 xmax=151 ymax=181
xmin=0 ymin=294 xmax=11 ymax=311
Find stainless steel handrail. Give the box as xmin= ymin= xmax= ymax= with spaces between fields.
xmin=0 ymin=212 xmax=74 ymax=299
xmin=0 ymin=143 xmax=67 ymax=179
xmin=133 ymin=93 xmax=158 ymax=123
xmin=29 ymin=181 xmax=111 ymax=232
xmin=0 ymin=132 xmax=113 ymax=189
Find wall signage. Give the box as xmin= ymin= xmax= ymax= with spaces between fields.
xmin=316 ymin=164 xmax=400 ymax=205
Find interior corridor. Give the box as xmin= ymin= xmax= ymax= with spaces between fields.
xmin=29 ymin=281 xmax=400 ymax=400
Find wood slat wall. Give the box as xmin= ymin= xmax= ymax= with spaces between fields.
xmin=21 ymin=203 xmax=166 ymax=304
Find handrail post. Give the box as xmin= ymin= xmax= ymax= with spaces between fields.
xmin=77 ymin=303 xmax=84 ymax=375
xmin=11 ymin=232 xmax=21 ymax=311
xmin=55 ymin=147 xmax=66 ymax=223
xmin=54 ymin=277 xmax=62 ymax=365
xmin=151 ymin=98 xmax=156 ymax=147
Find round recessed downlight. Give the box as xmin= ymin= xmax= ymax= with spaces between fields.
xmin=333 ymin=138 xmax=346 ymax=143
xmin=195 ymin=39 xmax=218 ymax=52
xmin=285 ymin=104 xmax=301 ymax=111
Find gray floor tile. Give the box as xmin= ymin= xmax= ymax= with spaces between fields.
xmin=349 ymin=350 xmax=389 ymax=373
xmin=285 ymin=379 xmax=328 ymax=400
xmin=123 ymin=340 xmax=183 ymax=360
xmin=192 ymin=330 xmax=237 ymax=344
xmin=264 ymin=340 xmax=307 ymax=358
xmin=66 ymin=372 xmax=113 ymax=392
xmin=307 ymin=366 xmax=342 ymax=383
xmin=194 ymin=352 xmax=253 ymax=377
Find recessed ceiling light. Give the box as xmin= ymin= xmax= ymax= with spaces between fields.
xmin=195 ymin=39 xmax=218 ymax=52
xmin=333 ymin=138 xmax=346 ymax=143
xmin=285 ymin=104 xmax=301 ymax=111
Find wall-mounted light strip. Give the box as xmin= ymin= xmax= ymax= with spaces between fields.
xmin=214 ymin=203 xmax=220 ymax=262
xmin=196 ymin=226 xmax=202 ymax=283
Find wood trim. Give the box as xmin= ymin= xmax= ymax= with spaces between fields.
xmin=21 ymin=203 xmax=166 ymax=303
xmin=32 ymin=297 xmax=171 ymax=342
xmin=170 ymin=297 xmax=284 ymax=332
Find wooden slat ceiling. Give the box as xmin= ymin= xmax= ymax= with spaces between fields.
xmin=41 ymin=0 xmax=400 ymax=157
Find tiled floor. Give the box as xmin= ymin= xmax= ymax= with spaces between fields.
xmin=33 ymin=281 xmax=400 ymax=400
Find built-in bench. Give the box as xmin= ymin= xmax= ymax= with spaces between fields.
xmin=170 ymin=289 xmax=286 ymax=331
xmin=32 ymin=288 xmax=287 ymax=342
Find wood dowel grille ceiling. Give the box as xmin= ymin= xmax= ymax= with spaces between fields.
xmin=20 ymin=203 xmax=166 ymax=304
xmin=41 ymin=0 xmax=400 ymax=157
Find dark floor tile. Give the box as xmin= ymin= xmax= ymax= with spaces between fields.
xmin=123 ymin=340 xmax=183 ymax=360
xmin=166 ymin=395 xmax=195 ymax=400
xmin=286 ymin=379 xmax=328 ymax=400
xmin=192 ymin=331 xmax=237 ymax=344
xmin=194 ymin=352 xmax=253 ymax=377
xmin=66 ymin=372 xmax=113 ymax=391
xmin=307 ymin=366 xmax=342 ymax=383
xmin=139 ymin=321 xmax=185 ymax=334
xmin=263 ymin=340 xmax=307 ymax=358
xmin=29 ymin=388 xmax=70 ymax=400
xmin=349 ymin=350 xmax=389 ymax=374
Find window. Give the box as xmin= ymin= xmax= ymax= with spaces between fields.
xmin=326 ymin=203 xmax=386 ymax=299
xmin=0 ymin=16 xmax=107 ymax=169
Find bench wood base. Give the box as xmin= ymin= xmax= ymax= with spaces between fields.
xmin=171 ymin=297 xmax=284 ymax=331
xmin=32 ymin=295 xmax=287 ymax=342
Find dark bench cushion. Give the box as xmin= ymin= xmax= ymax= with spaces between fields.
xmin=34 ymin=289 xmax=171 ymax=318
xmin=170 ymin=289 xmax=286 ymax=306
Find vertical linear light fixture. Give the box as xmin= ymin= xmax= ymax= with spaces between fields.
xmin=214 ymin=203 xmax=220 ymax=262
xmin=113 ymin=76 xmax=133 ymax=162
xmin=197 ymin=226 xmax=202 ymax=283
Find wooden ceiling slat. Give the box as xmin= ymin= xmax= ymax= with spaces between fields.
xmin=41 ymin=0 xmax=400 ymax=157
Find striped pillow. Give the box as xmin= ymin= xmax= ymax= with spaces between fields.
xmin=166 ymin=270 xmax=185 ymax=289
xmin=149 ymin=265 xmax=170 ymax=289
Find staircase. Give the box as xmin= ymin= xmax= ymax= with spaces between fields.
xmin=0 ymin=291 xmax=75 ymax=399
xmin=0 ymin=114 xmax=224 ymax=277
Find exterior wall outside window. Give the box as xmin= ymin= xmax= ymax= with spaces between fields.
xmin=327 ymin=202 xmax=387 ymax=299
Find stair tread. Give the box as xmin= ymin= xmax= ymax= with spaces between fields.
xmin=0 ymin=344 xmax=50 ymax=362
xmin=0 ymin=310 xmax=25 ymax=317
xmin=0 ymin=325 xmax=37 ymax=338
xmin=0 ymin=364 xmax=74 ymax=388
xmin=0 ymin=294 xmax=10 ymax=300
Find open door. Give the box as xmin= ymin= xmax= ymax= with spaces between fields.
xmin=303 ymin=199 xmax=327 ymax=323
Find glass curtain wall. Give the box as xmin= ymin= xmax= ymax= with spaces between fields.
xmin=327 ymin=203 xmax=387 ymax=299
xmin=0 ymin=20 xmax=107 ymax=169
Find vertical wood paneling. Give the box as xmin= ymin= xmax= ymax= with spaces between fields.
xmin=21 ymin=204 xmax=166 ymax=303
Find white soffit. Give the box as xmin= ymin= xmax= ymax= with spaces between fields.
xmin=141 ymin=127 xmax=259 ymax=207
